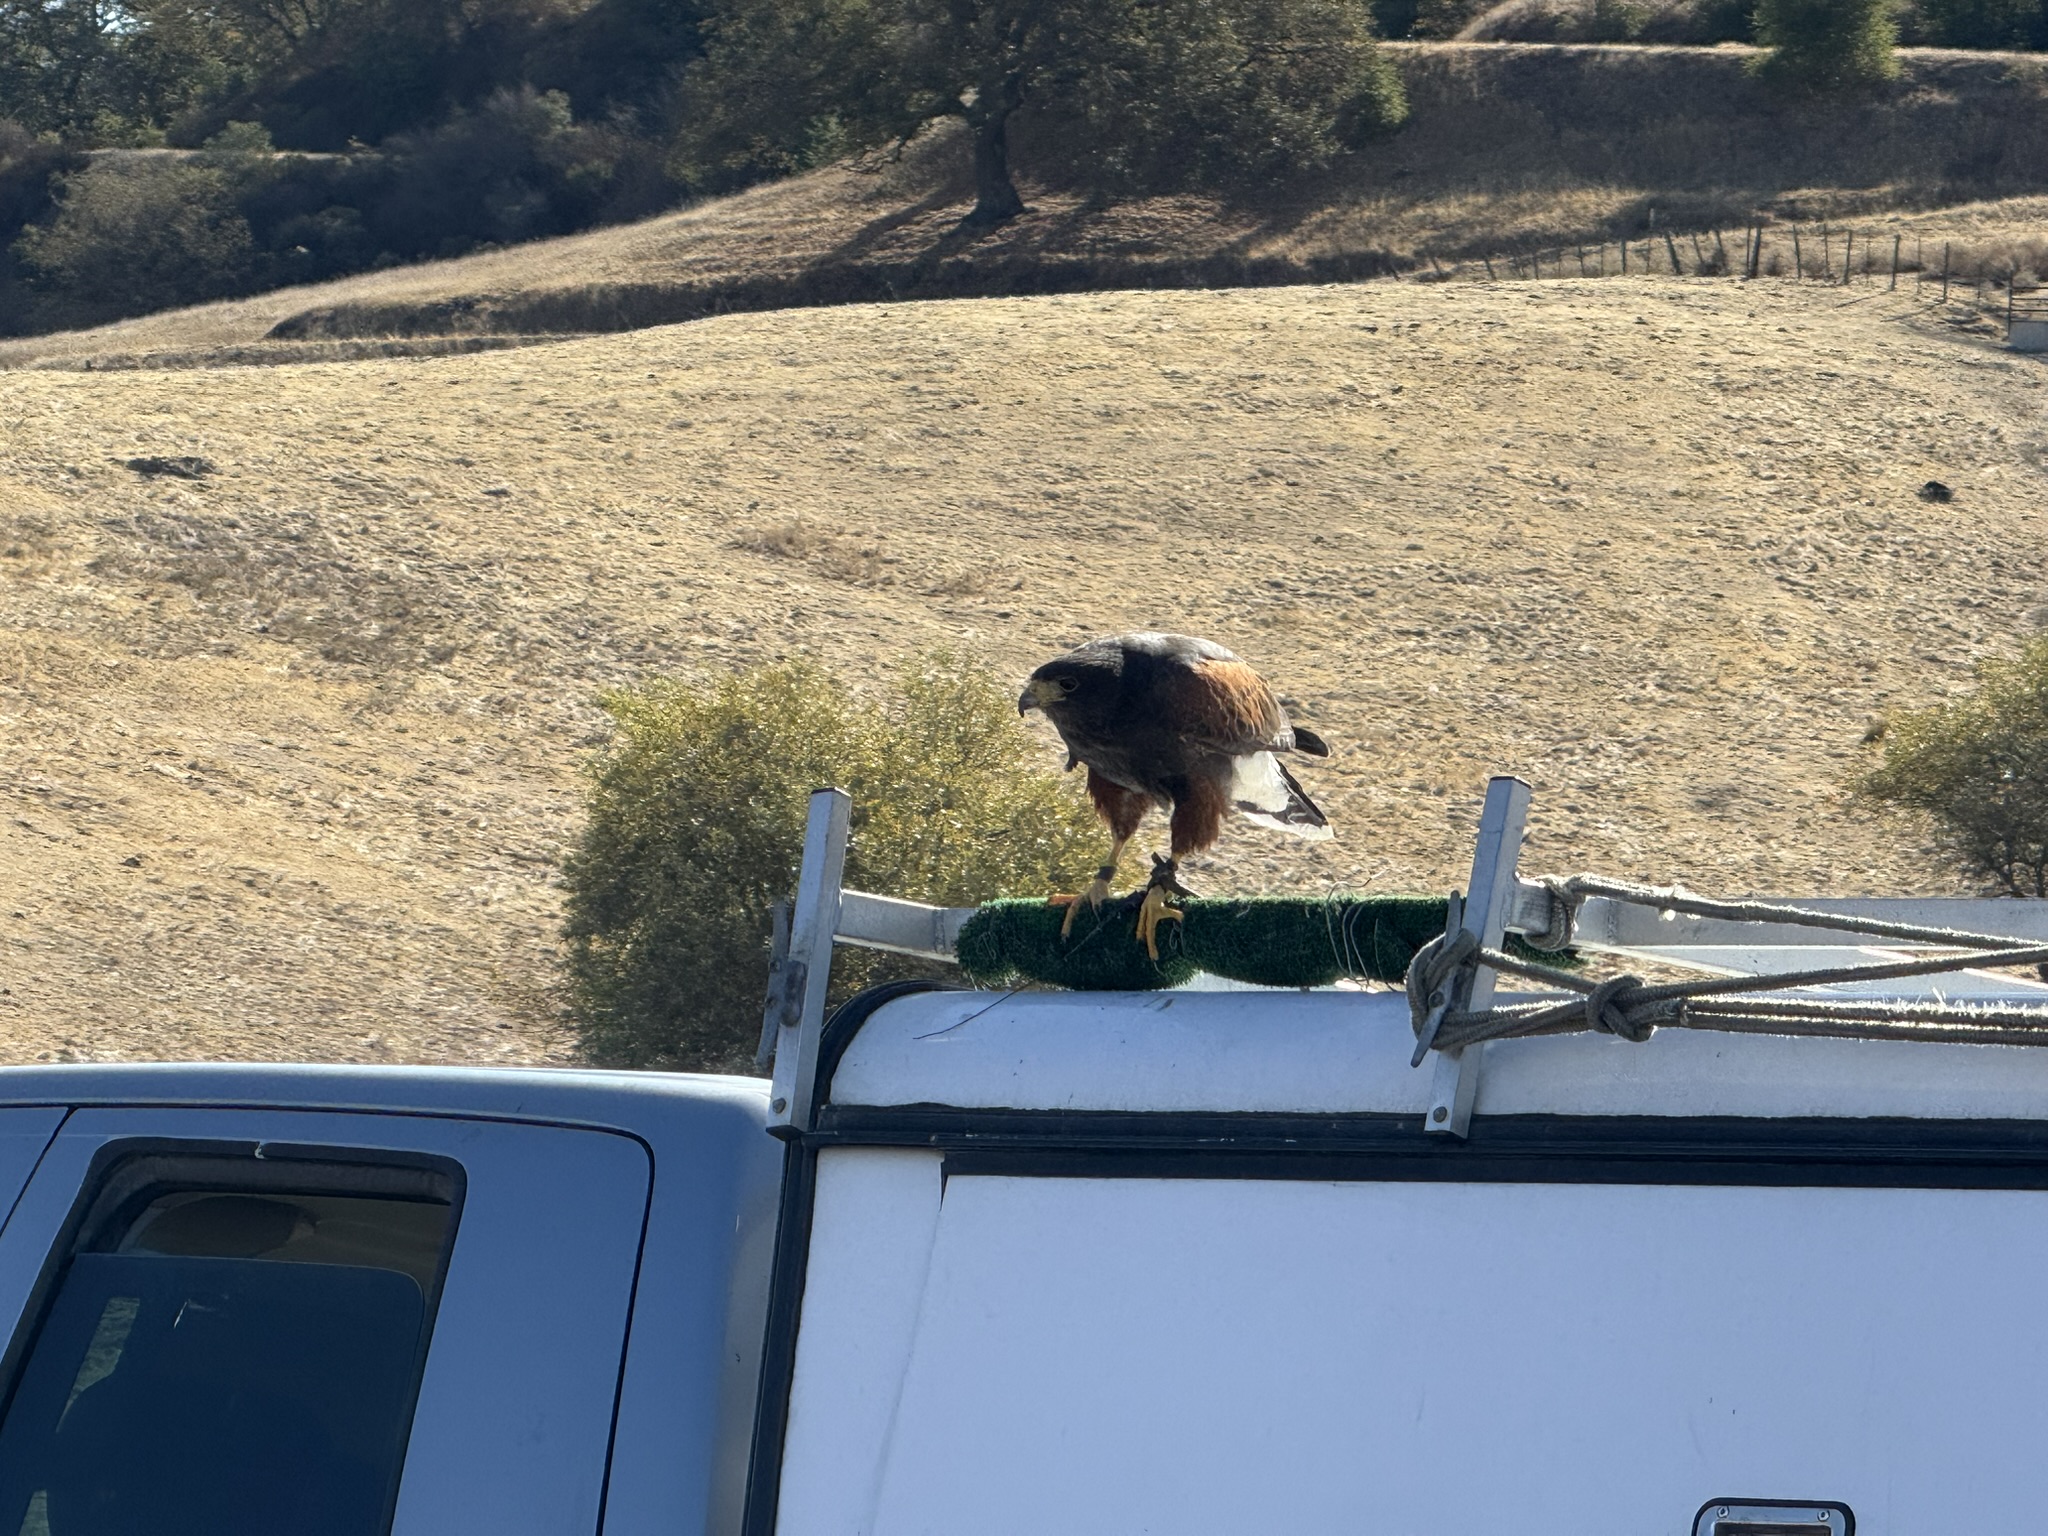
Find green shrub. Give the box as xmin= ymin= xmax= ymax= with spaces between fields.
xmin=376 ymin=88 xmax=596 ymax=255
xmin=1858 ymin=637 xmax=2048 ymax=897
xmin=1752 ymin=0 xmax=1897 ymax=93
xmin=15 ymin=157 xmax=256 ymax=324
xmin=1912 ymin=0 xmax=2042 ymax=47
xmin=561 ymin=655 xmax=1103 ymax=1072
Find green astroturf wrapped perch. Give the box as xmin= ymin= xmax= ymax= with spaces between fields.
xmin=955 ymin=895 xmax=1464 ymax=992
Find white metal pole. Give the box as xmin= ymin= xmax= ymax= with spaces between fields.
xmin=768 ymin=788 xmax=851 ymax=1131
xmin=1425 ymin=776 xmax=1533 ymax=1137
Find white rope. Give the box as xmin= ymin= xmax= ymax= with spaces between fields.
xmin=1407 ymin=878 xmax=2048 ymax=1054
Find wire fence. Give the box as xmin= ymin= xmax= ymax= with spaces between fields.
xmin=1421 ymin=220 xmax=2047 ymax=339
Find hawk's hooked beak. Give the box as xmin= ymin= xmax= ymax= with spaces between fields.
xmin=1018 ymin=678 xmax=1058 ymax=715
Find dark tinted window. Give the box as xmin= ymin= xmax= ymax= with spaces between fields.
xmin=0 ymin=1170 xmax=453 ymax=1536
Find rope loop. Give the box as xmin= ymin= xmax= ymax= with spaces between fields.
xmin=1522 ymin=875 xmax=1582 ymax=952
xmin=1405 ymin=928 xmax=1479 ymax=1042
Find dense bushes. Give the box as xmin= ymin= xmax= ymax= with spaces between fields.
xmin=1442 ymin=0 xmax=2047 ymax=38
xmin=1912 ymin=0 xmax=2046 ymax=47
xmin=0 ymin=123 xmax=80 ymax=332
xmin=0 ymin=0 xmax=707 ymax=149
xmin=1860 ymin=638 xmax=2048 ymax=897
xmin=1467 ymin=0 xmax=1909 ymax=69
xmin=16 ymin=157 xmax=256 ymax=327
xmin=6 ymin=95 xmax=675 ymax=330
xmin=370 ymin=88 xmax=666 ymax=256
xmin=0 ymin=0 xmax=706 ymax=331
xmin=1753 ymin=0 xmax=1899 ymax=90
xmin=1457 ymin=0 xmax=1755 ymax=43
xmin=561 ymin=657 xmax=1101 ymax=1073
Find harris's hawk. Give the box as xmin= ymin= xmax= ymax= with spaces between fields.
xmin=1018 ymin=632 xmax=1331 ymax=955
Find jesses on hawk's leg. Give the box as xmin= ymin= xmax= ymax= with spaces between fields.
xmin=1050 ymin=774 xmax=1148 ymax=939
xmin=1134 ymin=778 xmax=1224 ymax=960
xmin=1052 ymin=833 xmax=1130 ymax=939
xmin=1133 ymin=855 xmax=1194 ymax=960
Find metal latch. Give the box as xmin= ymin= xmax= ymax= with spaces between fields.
xmin=1693 ymin=1500 xmax=1853 ymax=1536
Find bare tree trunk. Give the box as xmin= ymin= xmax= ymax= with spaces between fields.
xmin=962 ymin=63 xmax=1028 ymax=227
xmin=965 ymin=108 xmax=1025 ymax=225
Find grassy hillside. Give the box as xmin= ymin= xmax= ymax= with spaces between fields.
xmin=3 ymin=277 xmax=2045 ymax=1065
xmin=6 ymin=44 xmax=2048 ymax=371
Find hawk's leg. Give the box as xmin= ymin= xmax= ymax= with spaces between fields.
xmin=1050 ymin=774 xmax=1148 ymax=941
xmin=1051 ymin=835 xmax=1129 ymax=938
xmin=1133 ymin=853 xmax=1193 ymax=961
xmin=1130 ymin=780 xmax=1221 ymax=959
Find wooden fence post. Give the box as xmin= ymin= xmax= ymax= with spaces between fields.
xmin=1668 ymin=231 xmax=1686 ymax=275
xmin=1621 ymin=239 xmax=1628 ymax=276
xmin=1822 ymin=222 xmax=1831 ymax=276
xmin=1843 ymin=229 xmax=1853 ymax=286
xmin=1484 ymin=254 xmax=1497 ymax=280
xmin=1792 ymin=227 xmax=1803 ymax=280
xmin=1891 ymin=233 xmax=1900 ymax=291
xmin=1942 ymin=242 xmax=1951 ymax=303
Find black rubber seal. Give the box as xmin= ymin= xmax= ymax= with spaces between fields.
xmin=812 ymin=978 xmax=965 ymax=1120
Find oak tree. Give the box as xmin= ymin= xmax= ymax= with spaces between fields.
xmin=681 ymin=0 xmax=1406 ymax=222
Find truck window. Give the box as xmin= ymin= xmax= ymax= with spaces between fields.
xmin=0 ymin=1155 xmax=456 ymax=1536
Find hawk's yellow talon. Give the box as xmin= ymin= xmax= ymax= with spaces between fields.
xmin=1052 ymin=876 xmax=1114 ymax=939
xmin=1135 ymin=883 xmax=1184 ymax=961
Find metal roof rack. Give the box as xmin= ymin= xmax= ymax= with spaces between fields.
xmin=761 ymin=784 xmax=2048 ymax=1137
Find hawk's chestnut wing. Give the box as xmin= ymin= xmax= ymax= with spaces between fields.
xmin=1160 ymin=657 xmax=1295 ymax=756
xmin=1159 ymin=656 xmax=1332 ymax=839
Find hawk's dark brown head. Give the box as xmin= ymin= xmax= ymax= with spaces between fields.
xmin=1017 ymin=635 xmax=1127 ymax=721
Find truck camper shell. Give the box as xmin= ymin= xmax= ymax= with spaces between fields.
xmin=745 ymin=781 xmax=2048 ymax=1536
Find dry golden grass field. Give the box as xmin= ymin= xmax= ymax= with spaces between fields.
xmin=4 ymin=273 xmax=2046 ymax=1066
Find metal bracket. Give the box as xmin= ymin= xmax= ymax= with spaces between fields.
xmin=1424 ymin=775 xmax=1533 ymax=1138
xmin=834 ymin=890 xmax=975 ymax=960
xmin=767 ymin=788 xmax=851 ymax=1133
xmin=754 ymin=900 xmax=794 ymax=1072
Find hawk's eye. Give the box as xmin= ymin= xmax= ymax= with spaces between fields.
xmin=1058 ymin=677 xmax=1079 ymax=694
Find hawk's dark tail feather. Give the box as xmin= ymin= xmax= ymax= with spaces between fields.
xmin=1276 ymin=760 xmax=1328 ymax=829
xmin=1291 ymin=725 xmax=1330 ymax=757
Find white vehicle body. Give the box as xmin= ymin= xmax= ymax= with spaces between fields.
xmin=771 ymin=984 xmax=2048 ymax=1536
xmin=6 ymin=785 xmax=2047 ymax=1536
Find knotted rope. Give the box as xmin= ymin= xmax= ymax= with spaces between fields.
xmin=1407 ymin=876 xmax=2048 ymax=1056
xmin=1578 ymin=973 xmax=1658 ymax=1042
